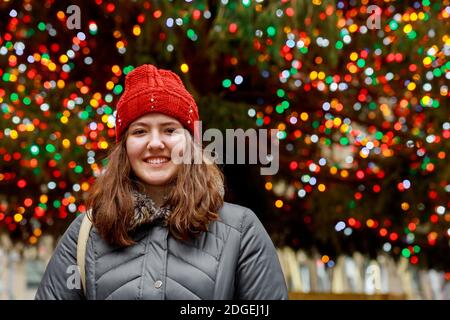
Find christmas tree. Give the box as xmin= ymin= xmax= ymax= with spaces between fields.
xmin=0 ymin=0 xmax=449 ymax=272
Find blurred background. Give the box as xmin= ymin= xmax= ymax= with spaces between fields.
xmin=0 ymin=0 xmax=449 ymax=299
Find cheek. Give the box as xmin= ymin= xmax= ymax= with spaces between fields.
xmin=126 ymin=138 xmax=145 ymax=161
xmin=167 ymin=135 xmax=185 ymax=150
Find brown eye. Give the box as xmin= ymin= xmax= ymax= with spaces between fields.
xmin=132 ymin=129 xmax=145 ymax=135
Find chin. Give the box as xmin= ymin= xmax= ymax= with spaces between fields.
xmin=143 ymin=179 xmax=171 ymax=186
xmin=139 ymin=172 xmax=175 ymax=186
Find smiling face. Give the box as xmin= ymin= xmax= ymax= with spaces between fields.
xmin=126 ymin=113 xmax=186 ymax=187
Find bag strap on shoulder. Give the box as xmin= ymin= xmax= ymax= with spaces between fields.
xmin=77 ymin=209 xmax=93 ymax=297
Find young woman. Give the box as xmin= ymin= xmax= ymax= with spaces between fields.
xmin=35 ymin=64 xmax=288 ymax=300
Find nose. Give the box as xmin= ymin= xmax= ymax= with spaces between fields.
xmin=147 ymin=130 xmax=165 ymax=150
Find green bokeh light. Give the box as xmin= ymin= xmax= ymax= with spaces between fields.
xmin=276 ymin=89 xmax=285 ymax=98
xmin=113 ymin=84 xmax=123 ymax=95
xmin=38 ymin=22 xmax=46 ymax=31
xmin=45 ymin=144 xmax=56 ymax=153
xmin=222 ymin=79 xmax=232 ymax=88
xmin=401 ymin=248 xmax=411 ymax=258
xmin=267 ymin=26 xmax=276 ymax=37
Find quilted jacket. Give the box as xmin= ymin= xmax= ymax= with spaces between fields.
xmin=35 ymin=202 xmax=288 ymax=300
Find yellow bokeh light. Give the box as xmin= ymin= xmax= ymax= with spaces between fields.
xmin=94 ymin=91 xmax=102 ymax=99
xmin=349 ymin=24 xmax=358 ymax=33
xmin=340 ymin=124 xmax=349 ymax=133
xmin=422 ymin=95 xmax=431 ymax=105
xmin=90 ymin=99 xmax=99 ymax=108
xmin=330 ymin=166 xmax=338 ymax=175
xmin=180 ymin=63 xmax=189 ymax=73
xmin=81 ymin=182 xmax=90 ymax=191
xmin=300 ymin=112 xmax=309 ymax=121
xmin=14 ymin=213 xmax=23 ymax=223
xmin=265 ymin=182 xmax=273 ymax=190
xmin=133 ymin=25 xmax=141 ymax=36
xmin=350 ymin=52 xmax=358 ymax=61
xmin=309 ymin=71 xmax=318 ymax=80
xmin=57 ymin=11 xmax=65 ymax=19
xmin=34 ymin=228 xmax=42 ymax=237
xmin=423 ymin=57 xmax=432 ymax=66
xmin=407 ymin=82 xmax=416 ymax=91
xmin=403 ymin=24 xmax=412 ymax=33
xmin=112 ymin=65 xmax=120 ymax=74
xmin=99 ymin=141 xmax=109 ymax=149
xmin=60 ymin=116 xmax=69 ymax=124
xmin=359 ymin=150 xmax=369 ymax=158
xmin=59 ymin=54 xmax=68 ymax=63
xmin=401 ymin=202 xmax=410 ymax=211
xmin=318 ymin=184 xmax=326 ymax=192
xmin=40 ymin=195 xmax=48 ymax=203
xmin=116 ymin=41 xmax=124 ymax=49
xmin=275 ymin=200 xmax=283 ymax=208
xmin=48 ymin=62 xmax=57 ymax=71
xmin=348 ymin=64 xmax=358 ymax=73
xmin=333 ymin=118 xmax=342 ymax=127
xmin=10 ymin=130 xmax=18 ymax=139
xmin=106 ymin=81 xmax=115 ymax=90
xmin=62 ymin=139 xmax=71 ymax=148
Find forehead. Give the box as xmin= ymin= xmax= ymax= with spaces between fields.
xmin=129 ymin=113 xmax=182 ymax=127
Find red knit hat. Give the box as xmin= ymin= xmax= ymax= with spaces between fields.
xmin=115 ymin=64 xmax=199 ymax=142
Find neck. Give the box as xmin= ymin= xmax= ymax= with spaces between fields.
xmin=144 ymin=184 xmax=169 ymax=207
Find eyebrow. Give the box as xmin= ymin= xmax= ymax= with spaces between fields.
xmin=129 ymin=121 xmax=181 ymax=128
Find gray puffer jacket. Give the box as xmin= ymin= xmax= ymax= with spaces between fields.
xmin=35 ymin=202 xmax=288 ymax=300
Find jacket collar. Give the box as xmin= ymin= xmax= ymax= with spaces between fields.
xmin=128 ymin=188 xmax=172 ymax=231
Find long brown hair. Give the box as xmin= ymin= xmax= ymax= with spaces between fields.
xmin=85 ymin=129 xmax=225 ymax=247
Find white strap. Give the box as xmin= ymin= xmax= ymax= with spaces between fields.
xmin=77 ymin=209 xmax=93 ymax=297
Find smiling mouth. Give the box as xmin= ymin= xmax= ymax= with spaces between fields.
xmin=143 ymin=157 xmax=170 ymax=164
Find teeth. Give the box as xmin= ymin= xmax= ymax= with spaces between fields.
xmin=145 ymin=158 xmax=169 ymax=164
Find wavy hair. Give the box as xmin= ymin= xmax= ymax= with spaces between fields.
xmin=85 ymin=129 xmax=225 ymax=247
